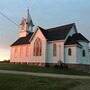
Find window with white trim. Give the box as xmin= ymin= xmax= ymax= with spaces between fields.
xmin=53 ymin=44 xmax=57 ymax=56
xmin=26 ymin=46 xmax=29 ymax=57
xmin=20 ymin=47 xmax=23 ymax=57
xmin=82 ymin=50 xmax=85 ymax=57
xmin=68 ymin=48 xmax=71 ymax=56
xmin=14 ymin=47 xmax=17 ymax=57
xmin=33 ymin=38 xmax=42 ymax=56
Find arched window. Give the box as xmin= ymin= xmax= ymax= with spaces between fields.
xmin=26 ymin=46 xmax=29 ymax=57
xmin=53 ymin=44 xmax=57 ymax=56
xmin=33 ymin=38 xmax=42 ymax=56
xmin=82 ymin=50 xmax=85 ymax=57
xmin=68 ymin=48 xmax=71 ymax=56
xmin=14 ymin=47 xmax=17 ymax=57
xmin=20 ymin=47 xmax=23 ymax=57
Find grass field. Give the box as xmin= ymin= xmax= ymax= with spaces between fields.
xmin=0 ymin=73 xmax=90 ymax=90
xmin=0 ymin=63 xmax=90 ymax=76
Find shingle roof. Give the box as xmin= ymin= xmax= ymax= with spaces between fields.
xmin=65 ymin=36 xmax=82 ymax=46
xmin=11 ymin=33 xmax=33 ymax=46
xmin=72 ymin=33 xmax=89 ymax=43
xmin=39 ymin=23 xmax=75 ymax=41
xmin=11 ymin=23 xmax=75 ymax=46
xmin=65 ymin=33 xmax=89 ymax=46
xmin=38 ymin=26 xmax=49 ymax=39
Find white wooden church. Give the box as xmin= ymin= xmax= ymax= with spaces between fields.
xmin=10 ymin=9 xmax=90 ymax=68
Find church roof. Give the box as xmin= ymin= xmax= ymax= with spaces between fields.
xmin=65 ymin=36 xmax=82 ymax=46
xmin=11 ymin=23 xmax=75 ymax=46
xmin=39 ymin=23 xmax=75 ymax=41
xmin=11 ymin=23 xmax=85 ymax=46
xmin=65 ymin=33 xmax=89 ymax=46
xmin=11 ymin=33 xmax=33 ymax=46
xmin=38 ymin=26 xmax=49 ymax=39
xmin=72 ymin=33 xmax=89 ymax=43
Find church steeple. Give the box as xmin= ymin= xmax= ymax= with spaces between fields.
xmin=20 ymin=8 xmax=34 ymax=37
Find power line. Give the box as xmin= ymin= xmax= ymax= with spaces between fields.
xmin=0 ymin=12 xmax=20 ymax=27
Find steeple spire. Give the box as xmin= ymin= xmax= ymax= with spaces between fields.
xmin=20 ymin=8 xmax=34 ymax=37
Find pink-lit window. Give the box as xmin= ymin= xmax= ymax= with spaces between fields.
xmin=53 ymin=44 xmax=57 ymax=56
xmin=26 ymin=46 xmax=29 ymax=57
xmin=33 ymin=38 xmax=42 ymax=56
xmin=20 ymin=47 xmax=23 ymax=57
xmin=14 ymin=47 xmax=17 ymax=57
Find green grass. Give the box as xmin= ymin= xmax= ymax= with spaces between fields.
xmin=0 ymin=73 xmax=90 ymax=90
xmin=0 ymin=63 xmax=90 ymax=76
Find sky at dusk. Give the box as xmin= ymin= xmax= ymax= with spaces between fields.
xmin=0 ymin=0 xmax=90 ymax=61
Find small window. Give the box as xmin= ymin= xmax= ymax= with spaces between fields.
xmin=26 ymin=46 xmax=29 ymax=57
xmin=14 ymin=47 xmax=17 ymax=57
xmin=68 ymin=48 xmax=71 ymax=56
xmin=82 ymin=50 xmax=85 ymax=57
xmin=20 ymin=47 xmax=23 ymax=57
xmin=53 ymin=44 xmax=57 ymax=56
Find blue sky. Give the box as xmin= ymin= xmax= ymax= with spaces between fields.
xmin=0 ymin=0 xmax=90 ymax=61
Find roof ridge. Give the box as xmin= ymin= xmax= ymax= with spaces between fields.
xmin=38 ymin=26 xmax=45 ymax=30
xmin=46 ymin=23 xmax=75 ymax=31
